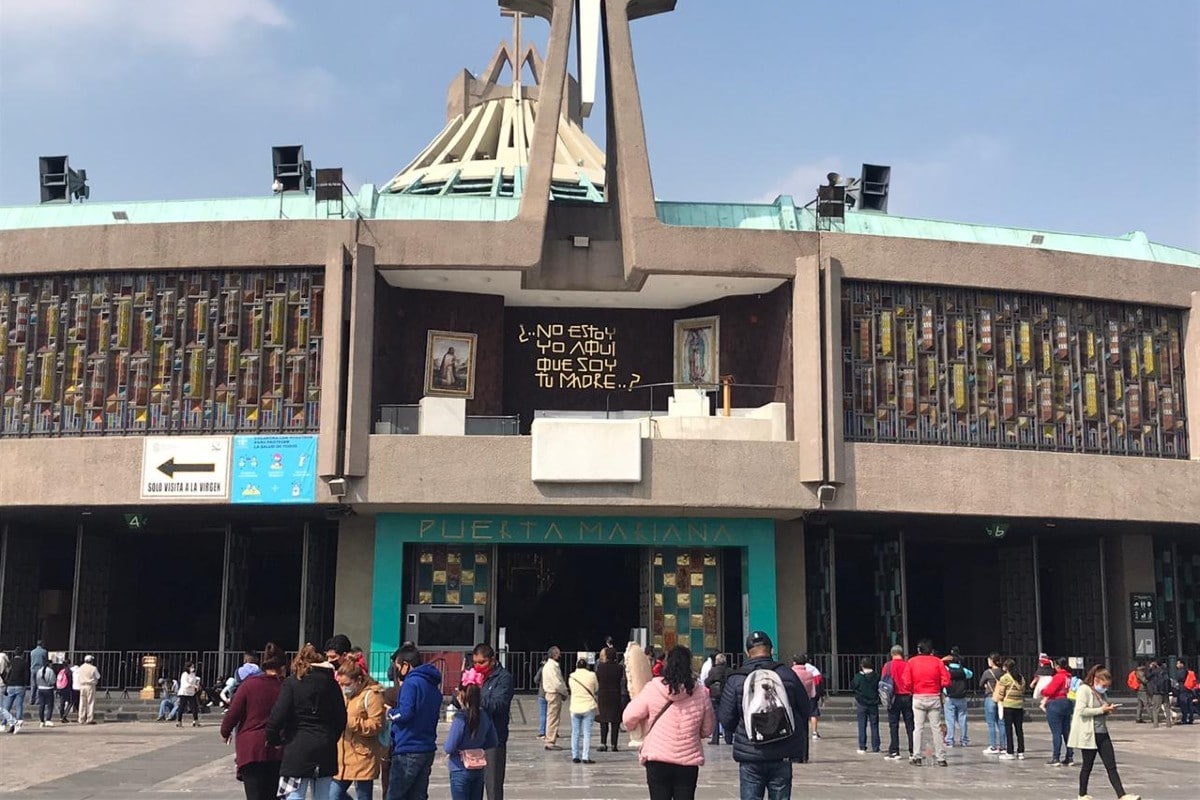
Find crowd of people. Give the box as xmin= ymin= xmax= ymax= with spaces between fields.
xmin=4 ymin=633 xmax=1196 ymax=800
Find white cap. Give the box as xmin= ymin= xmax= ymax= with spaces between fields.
xmin=84 ymin=654 xmax=95 ymax=662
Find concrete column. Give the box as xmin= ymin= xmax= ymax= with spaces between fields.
xmin=774 ymin=520 xmax=807 ymax=660
xmin=343 ymin=243 xmax=376 ymax=478
xmin=333 ymin=514 xmax=376 ymax=655
xmin=1187 ymin=292 xmax=1200 ymax=460
xmin=1105 ymin=532 xmax=1156 ymax=673
xmin=318 ymin=246 xmax=349 ymax=479
xmin=822 ymin=257 xmax=845 ymax=483
xmin=794 ymin=256 xmax=823 ymax=483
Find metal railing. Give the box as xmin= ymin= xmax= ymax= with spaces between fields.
xmin=375 ymin=405 xmax=520 ymax=436
xmin=40 ymin=648 xmax=1123 ymax=697
xmin=815 ymin=653 xmax=1110 ymax=695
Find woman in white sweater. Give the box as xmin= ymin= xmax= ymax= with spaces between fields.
xmin=568 ymin=659 xmax=599 ymax=764
xmin=177 ymin=662 xmax=204 ymax=727
xmin=1067 ymin=666 xmax=1139 ymax=800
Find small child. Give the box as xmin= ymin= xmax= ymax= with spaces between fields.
xmin=444 ymin=669 xmax=499 ymax=800
xmin=850 ymin=657 xmax=881 ymax=753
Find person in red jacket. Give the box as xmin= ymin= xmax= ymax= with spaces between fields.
xmin=220 ymin=643 xmax=288 ymax=800
xmin=1039 ymin=657 xmax=1075 ymax=766
xmin=906 ymin=640 xmax=951 ymax=767
xmin=883 ymin=645 xmax=915 ymax=760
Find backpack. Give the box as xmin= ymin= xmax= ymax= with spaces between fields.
xmin=946 ymin=664 xmax=968 ymax=699
xmin=55 ymin=668 xmax=70 ymax=690
xmin=878 ymin=664 xmax=895 ymax=709
xmin=1067 ymin=675 xmax=1081 ymax=701
xmin=740 ymin=666 xmax=796 ymax=745
xmin=374 ymin=692 xmax=392 ymax=750
xmin=1126 ymin=670 xmax=1139 ymax=691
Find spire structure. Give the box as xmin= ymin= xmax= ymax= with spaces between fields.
xmin=382 ymin=20 xmax=605 ymax=202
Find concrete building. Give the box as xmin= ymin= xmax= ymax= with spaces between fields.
xmin=1 ymin=0 xmax=1197 ymax=690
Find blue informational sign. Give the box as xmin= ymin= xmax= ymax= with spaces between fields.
xmin=230 ymin=435 xmax=318 ymax=504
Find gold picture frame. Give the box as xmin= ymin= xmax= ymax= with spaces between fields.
xmin=674 ymin=316 xmax=720 ymax=388
xmin=424 ymin=330 xmax=478 ymax=399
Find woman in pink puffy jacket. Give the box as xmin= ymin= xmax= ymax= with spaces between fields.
xmin=622 ymin=645 xmax=716 ymax=800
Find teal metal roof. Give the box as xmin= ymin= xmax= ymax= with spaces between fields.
xmin=0 ymin=184 xmax=520 ymax=228
xmin=1 ymin=186 xmax=1195 ymax=270
xmin=655 ymin=196 xmax=1200 ymax=269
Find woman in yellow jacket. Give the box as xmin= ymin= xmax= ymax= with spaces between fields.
xmin=992 ymin=658 xmax=1026 ymax=760
xmin=333 ymin=661 xmax=386 ymax=800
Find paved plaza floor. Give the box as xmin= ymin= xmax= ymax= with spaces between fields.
xmin=1 ymin=716 xmax=1195 ymax=799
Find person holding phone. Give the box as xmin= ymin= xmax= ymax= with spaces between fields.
xmin=1068 ymin=666 xmax=1140 ymax=800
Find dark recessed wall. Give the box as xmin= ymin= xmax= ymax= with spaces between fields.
xmin=371 ymin=280 xmax=793 ymax=433
xmin=372 ymin=281 xmax=506 ymax=416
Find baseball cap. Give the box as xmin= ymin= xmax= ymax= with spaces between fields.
xmin=1038 ymin=652 xmax=1051 ymax=666
xmin=84 ymin=654 xmax=95 ymax=662
xmin=745 ymin=631 xmax=773 ymax=650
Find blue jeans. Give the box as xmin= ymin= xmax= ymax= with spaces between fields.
xmin=856 ymin=702 xmax=880 ymax=750
xmin=943 ymin=697 xmax=968 ymax=745
xmin=2 ymin=686 xmax=24 ymax=720
xmin=537 ymin=695 xmax=547 ymax=736
xmin=1045 ymin=698 xmax=1073 ymax=762
xmin=285 ymin=777 xmax=332 ymax=800
xmin=571 ymin=710 xmax=595 ymax=760
xmin=387 ymin=751 xmax=435 ymax=800
xmin=738 ymin=760 xmax=792 ymax=800
xmin=983 ymin=697 xmax=1006 ymax=749
xmin=332 ymin=779 xmax=374 ymax=800
xmin=158 ymin=697 xmax=178 ymax=720
xmin=448 ymin=768 xmax=485 ymax=800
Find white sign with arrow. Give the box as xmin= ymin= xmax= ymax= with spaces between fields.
xmin=141 ymin=436 xmax=231 ymax=500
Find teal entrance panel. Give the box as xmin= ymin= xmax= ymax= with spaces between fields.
xmin=370 ymin=514 xmax=778 ymax=662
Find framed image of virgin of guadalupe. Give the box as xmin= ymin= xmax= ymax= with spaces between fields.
xmin=424 ymin=330 xmax=477 ymax=399
xmin=673 ymin=316 xmax=719 ymax=389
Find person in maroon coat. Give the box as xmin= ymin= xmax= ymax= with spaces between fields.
xmin=221 ymin=644 xmax=288 ymax=800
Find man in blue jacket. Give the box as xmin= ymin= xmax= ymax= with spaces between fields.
xmin=719 ymin=631 xmax=811 ymax=800
xmin=472 ymin=643 xmax=515 ymax=800
xmin=387 ymin=644 xmax=443 ymax=800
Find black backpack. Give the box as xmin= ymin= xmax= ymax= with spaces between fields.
xmin=947 ymin=664 xmax=968 ymax=699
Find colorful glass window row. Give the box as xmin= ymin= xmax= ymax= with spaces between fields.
xmin=842 ymin=281 xmax=1188 ymax=458
xmin=0 ymin=269 xmax=324 ymax=436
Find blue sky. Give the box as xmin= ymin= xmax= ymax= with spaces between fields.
xmin=1 ymin=0 xmax=1197 ymax=250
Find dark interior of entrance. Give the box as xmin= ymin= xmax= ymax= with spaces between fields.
xmin=3 ymin=509 xmax=335 ymax=654
xmin=497 ymin=546 xmax=641 ymax=654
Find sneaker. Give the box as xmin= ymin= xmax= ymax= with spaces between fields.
xmin=998 ymin=753 xmax=1017 ymax=761
xmin=44 ymin=721 xmax=54 ymax=728
xmin=39 ymin=722 xmax=45 ymax=728
xmin=982 ymin=746 xmax=998 ymax=754
xmin=572 ymin=757 xmax=581 ymax=764
xmin=884 ymin=753 xmax=902 ymax=760
xmin=811 ymin=732 xmax=821 ymax=740
xmin=1078 ymin=795 xmax=1094 ymax=800
xmin=1046 ymin=759 xmax=1063 ymax=767
xmin=856 ymin=749 xmax=867 ymax=754
xmin=1117 ymin=795 xmax=1141 ymax=800
xmin=1017 ymin=753 xmax=1025 ymax=760
xmin=1063 ymin=759 xmax=1076 ymax=767
xmin=909 ymin=756 xmax=922 ymax=766
xmin=936 ymin=759 xmax=948 ymax=767
xmin=582 ymin=759 xmax=595 ymax=764
xmin=12 ymin=721 xmax=22 ymax=734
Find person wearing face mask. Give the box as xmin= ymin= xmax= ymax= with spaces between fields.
xmin=1067 ymin=666 xmax=1140 ymax=800
xmin=178 ymin=661 xmax=203 ymax=728
xmin=333 ymin=661 xmax=386 ymax=800
xmin=470 ymin=643 xmax=514 ymax=800
xmin=386 ymin=644 xmax=443 ymax=800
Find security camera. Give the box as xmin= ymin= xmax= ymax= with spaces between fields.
xmin=816 ymin=483 xmax=837 ymax=506
xmin=272 ymin=179 xmax=284 ymax=194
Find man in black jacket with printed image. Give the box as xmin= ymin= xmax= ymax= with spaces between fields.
xmin=719 ymin=631 xmax=811 ymax=799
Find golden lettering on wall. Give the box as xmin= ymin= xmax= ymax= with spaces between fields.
xmin=416 ymin=517 xmax=737 ymax=545
xmin=516 ymin=323 xmax=642 ymax=390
